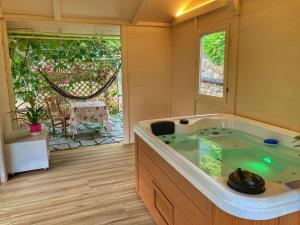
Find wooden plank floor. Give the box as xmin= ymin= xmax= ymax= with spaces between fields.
xmin=0 ymin=144 xmax=155 ymax=225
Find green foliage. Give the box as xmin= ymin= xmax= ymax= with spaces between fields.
xmin=25 ymin=97 xmax=44 ymax=124
xmin=9 ymin=35 xmax=121 ymax=114
xmin=202 ymin=31 xmax=225 ymax=65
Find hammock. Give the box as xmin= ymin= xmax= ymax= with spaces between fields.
xmin=38 ymin=62 xmax=121 ymax=100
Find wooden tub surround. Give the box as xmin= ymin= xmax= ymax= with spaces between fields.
xmin=135 ymin=135 xmax=299 ymax=225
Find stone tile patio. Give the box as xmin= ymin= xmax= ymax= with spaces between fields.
xmin=49 ymin=113 xmax=124 ymax=151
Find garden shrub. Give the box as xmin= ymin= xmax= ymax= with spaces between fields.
xmin=202 ymin=31 xmax=225 ymax=65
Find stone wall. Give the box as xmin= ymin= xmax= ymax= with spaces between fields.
xmin=200 ymin=82 xmax=223 ymax=97
xmin=200 ymin=54 xmax=224 ymax=97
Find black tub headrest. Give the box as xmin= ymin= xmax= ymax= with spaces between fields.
xmin=151 ymin=121 xmax=175 ymax=136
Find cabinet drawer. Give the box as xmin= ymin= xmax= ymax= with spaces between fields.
xmin=138 ymin=163 xmax=169 ymax=225
xmin=153 ymin=182 xmax=174 ymax=225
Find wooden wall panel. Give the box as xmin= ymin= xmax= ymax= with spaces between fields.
xmin=170 ymin=7 xmax=239 ymax=117
xmin=123 ymin=26 xmax=171 ymax=142
xmin=235 ymin=0 xmax=300 ymax=131
xmin=0 ymin=20 xmax=12 ymax=182
xmin=170 ymin=19 xmax=197 ymax=117
xmin=0 ymin=21 xmax=12 ymax=136
xmin=170 ymin=0 xmax=300 ymax=133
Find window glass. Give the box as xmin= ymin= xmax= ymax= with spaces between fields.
xmin=199 ymin=31 xmax=226 ymax=98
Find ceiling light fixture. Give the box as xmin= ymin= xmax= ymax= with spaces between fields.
xmin=176 ymin=0 xmax=216 ymax=17
xmin=176 ymin=0 xmax=192 ymax=17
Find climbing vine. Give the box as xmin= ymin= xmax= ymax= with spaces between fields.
xmin=9 ymin=34 xmax=121 ymax=113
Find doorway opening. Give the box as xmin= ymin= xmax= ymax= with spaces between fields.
xmin=9 ymin=31 xmax=124 ymax=150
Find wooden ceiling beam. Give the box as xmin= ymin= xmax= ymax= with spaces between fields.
xmin=4 ymin=13 xmax=131 ymax=25
xmin=131 ymin=0 xmax=148 ymax=24
xmin=135 ymin=21 xmax=171 ymax=27
xmin=52 ymin=0 xmax=62 ymax=21
xmin=4 ymin=14 xmax=53 ymax=22
xmin=62 ymin=17 xmax=131 ymax=25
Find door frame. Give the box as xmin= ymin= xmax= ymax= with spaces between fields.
xmin=121 ymin=25 xmax=130 ymax=144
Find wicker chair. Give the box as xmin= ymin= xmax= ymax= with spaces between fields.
xmin=45 ymin=96 xmax=70 ymax=137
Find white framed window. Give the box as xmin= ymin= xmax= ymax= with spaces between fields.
xmin=198 ymin=24 xmax=229 ymax=102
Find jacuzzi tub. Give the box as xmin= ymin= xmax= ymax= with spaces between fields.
xmin=134 ymin=114 xmax=300 ymax=220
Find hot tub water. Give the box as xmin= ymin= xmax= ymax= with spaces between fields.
xmin=158 ymin=128 xmax=300 ymax=184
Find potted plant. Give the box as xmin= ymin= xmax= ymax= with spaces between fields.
xmin=25 ymin=97 xmax=44 ymax=135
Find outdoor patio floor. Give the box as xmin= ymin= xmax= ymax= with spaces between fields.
xmin=49 ymin=113 xmax=124 ymax=151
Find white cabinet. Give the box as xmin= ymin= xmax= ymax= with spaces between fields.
xmin=5 ymin=130 xmax=49 ymax=174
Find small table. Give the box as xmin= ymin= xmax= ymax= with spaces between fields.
xmin=70 ymin=101 xmax=112 ymax=137
xmin=5 ymin=130 xmax=49 ymax=175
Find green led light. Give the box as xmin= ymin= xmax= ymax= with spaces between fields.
xmin=263 ymin=156 xmax=273 ymax=164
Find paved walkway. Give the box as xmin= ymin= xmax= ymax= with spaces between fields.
xmin=49 ymin=113 xmax=124 ymax=151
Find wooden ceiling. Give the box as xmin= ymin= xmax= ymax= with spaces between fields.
xmin=1 ymin=0 xmax=218 ymax=24
xmin=1 ymin=0 xmax=238 ymax=34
